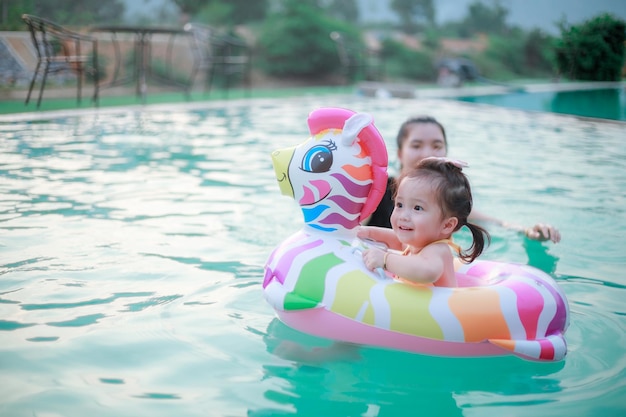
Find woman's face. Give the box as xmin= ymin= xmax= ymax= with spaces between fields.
xmin=398 ymin=123 xmax=447 ymax=173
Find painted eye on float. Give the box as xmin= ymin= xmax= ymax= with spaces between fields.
xmin=301 ymin=141 xmax=335 ymax=173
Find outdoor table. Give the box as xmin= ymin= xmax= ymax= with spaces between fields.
xmin=90 ymin=25 xmax=190 ymax=102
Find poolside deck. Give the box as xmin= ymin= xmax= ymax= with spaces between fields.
xmin=1 ymin=73 xmax=624 ymax=123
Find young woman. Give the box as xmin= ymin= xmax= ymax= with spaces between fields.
xmin=366 ymin=116 xmax=561 ymax=244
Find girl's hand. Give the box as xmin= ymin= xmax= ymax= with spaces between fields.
xmin=362 ymin=247 xmax=385 ymax=271
xmin=356 ymin=226 xmax=369 ymax=240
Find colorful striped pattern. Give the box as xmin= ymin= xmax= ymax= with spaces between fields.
xmin=289 ymin=129 xmax=374 ymax=232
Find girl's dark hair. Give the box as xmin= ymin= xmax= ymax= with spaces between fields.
xmin=396 ymin=158 xmax=490 ymax=263
xmin=396 ymin=116 xmax=447 ymax=151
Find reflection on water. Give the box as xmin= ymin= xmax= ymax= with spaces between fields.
xmin=524 ymin=240 xmax=560 ymax=274
xmin=1 ymin=96 xmax=625 ymax=416
xmin=259 ymin=318 xmax=565 ymax=417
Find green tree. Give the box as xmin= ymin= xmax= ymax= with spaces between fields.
xmin=34 ymin=0 xmax=124 ymax=25
xmin=1 ymin=0 xmax=35 ymax=30
xmin=228 ymin=0 xmax=268 ymax=23
xmin=523 ymin=29 xmax=555 ymax=75
xmin=555 ymin=13 xmax=625 ymax=81
xmin=381 ymin=37 xmax=436 ymax=81
xmin=390 ymin=0 xmax=435 ymax=34
xmin=193 ymin=2 xmax=232 ymax=26
xmin=176 ymin=0 xmax=268 ymax=24
xmin=327 ymin=0 xmax=358 ymax=23
xmin=257 ymin=0 xmax=352 ymax=77
xmin=485 ymin=30 xmax=526 ymax=76
xmin=172 ymin=0 xmax=211 ymax=16
xmin=462 ymin=0 xmax=509 ymax=36
xmin=5 ymin=0 xmax=124 ymax=26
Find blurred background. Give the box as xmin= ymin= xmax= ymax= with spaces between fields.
xmin=1 ymin=0 xmax=625 ymax=93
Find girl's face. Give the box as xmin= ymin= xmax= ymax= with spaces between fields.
xmin=398 ymin=123 xmax=447 ymax=173
xmin=391 ymin=176 xmax=452 ymax=251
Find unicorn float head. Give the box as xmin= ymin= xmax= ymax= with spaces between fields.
xmin=270 ymin=107 xmax=388 ymax=235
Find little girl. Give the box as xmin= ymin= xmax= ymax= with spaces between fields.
xmin=359 ymin=156 xmax=490 ymax=287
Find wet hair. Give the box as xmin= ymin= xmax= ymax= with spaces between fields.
xmin=396 ymin=157 xmax=490 ymax=263
xmin=396 ymin=116 xmax=447 ymax=151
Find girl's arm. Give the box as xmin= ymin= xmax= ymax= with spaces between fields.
xmin=357 ymin=226 xmax=403 ymax=251
xmin=385 ymin=245 xmax=447 ymax=284
xmin=362 ymin=245 xmax=449 ymax=285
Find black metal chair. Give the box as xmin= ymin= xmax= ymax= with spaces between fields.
xmin=330 ymin=31 xmax=383 ymax=85
xmin=21 ymin=14 xmax=99 ymax=108
xmin=183 ymin=23 xmax=251 ymax=98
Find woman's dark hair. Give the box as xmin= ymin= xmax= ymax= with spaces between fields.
xmin=396 ymin=116 xmax=447 ymax=151
xmin=396 ymin=157 xmax=490 ymax=263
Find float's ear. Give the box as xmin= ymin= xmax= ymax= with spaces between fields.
xmin=341 ymin=113 xmax=373 ymax=146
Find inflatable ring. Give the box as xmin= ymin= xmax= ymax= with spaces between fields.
xmin=263 ymin=107 xmax=570 ymax=361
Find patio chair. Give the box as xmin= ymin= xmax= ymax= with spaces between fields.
xmin=330 ymin=31 xmax=383 ymax=85
xmin=183 ymin=23 xmax=251 ymax=97
xmin=21 ymin=14 xmax=99 ymax=108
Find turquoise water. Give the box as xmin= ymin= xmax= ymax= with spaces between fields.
xmin=1 ymin=97 xmax=625 ymax=416
xmin=457 ymin=87 xmax=626 ymax=121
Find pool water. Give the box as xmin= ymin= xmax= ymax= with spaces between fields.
xmin=1 ymin=96 xmax=625 ymax=416
xmin=457 ymin=87 xmax=626 ymax=121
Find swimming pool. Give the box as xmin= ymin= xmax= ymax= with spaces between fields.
xmin=1 ymin=96 xmax=625 ymax=416
xmin=457 ymin=87 xmax=626 ymax=121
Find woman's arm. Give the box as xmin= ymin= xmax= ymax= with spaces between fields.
xmin=469 ymin=209 xmax=561 ymax=243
